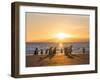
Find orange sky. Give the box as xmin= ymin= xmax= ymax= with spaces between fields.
xmin=26 ymin=13 xmax=89 ymax=42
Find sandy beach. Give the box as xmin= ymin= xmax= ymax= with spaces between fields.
xmin=26 ymin=53 xmax=89 ymax=67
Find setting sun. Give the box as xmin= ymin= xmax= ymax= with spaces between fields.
xmin=26 ymin=13 xmax=89 ymax=42
xmin=56 ymin=32 xmax=71 ymax=40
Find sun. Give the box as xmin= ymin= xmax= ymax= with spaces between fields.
xmin=56 ymin=32 xmax=71 ymax=40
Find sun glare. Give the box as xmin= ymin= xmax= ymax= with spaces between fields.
xmin=56 ymin=32 xmax=71 ymax=39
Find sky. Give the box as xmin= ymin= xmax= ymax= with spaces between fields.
xmin=26 ymin=12 xmax=89 ymax=42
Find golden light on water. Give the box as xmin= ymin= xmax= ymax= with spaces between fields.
xmin=59 ymin=43 xmax=63 ymax=48
xmin=56 ymin=32 xmax=70 ymax=48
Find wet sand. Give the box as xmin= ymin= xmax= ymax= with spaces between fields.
xmin=26 ymin=53 xmax=89 ymax=67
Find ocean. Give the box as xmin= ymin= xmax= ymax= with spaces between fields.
xmin=26 ymin=42 xmax=89 ymax=55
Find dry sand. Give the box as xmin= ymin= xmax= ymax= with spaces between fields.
xmin=26 ymin=53 xmax=89 ymax=67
